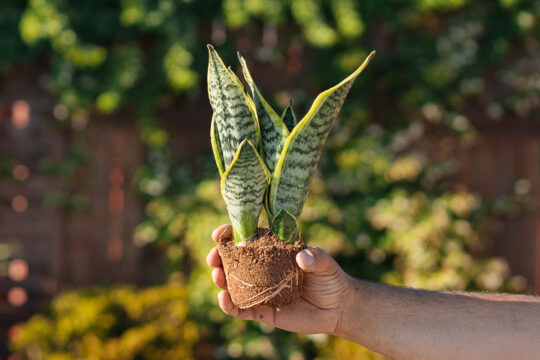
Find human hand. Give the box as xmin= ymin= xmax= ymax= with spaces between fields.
xmin=206 ymin=224 xmax=354 ymax=335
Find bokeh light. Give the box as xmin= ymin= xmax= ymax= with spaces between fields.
xmin=12 ymin=195 xmax=28 ymax=212
xmin=53 ymin=104 xmax=68 ymax=120
xmin=108 ymin=188 xmax=124 ymax=214
xmin=9 ymin=259 xmax=29 ymax=282
xmin=8 ymin=287 xmax=28 ymax=307
xmin=12 ymin=165 xmax=29 ymax=181
xmin=11 ymin=100 xmax=30 ymax=129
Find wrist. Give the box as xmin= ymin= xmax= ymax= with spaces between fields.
xmin=331 ymin=274 xmax=363 ymax=338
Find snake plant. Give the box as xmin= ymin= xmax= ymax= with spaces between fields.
xmin=208 ymin=45 xmax=374 ymax=244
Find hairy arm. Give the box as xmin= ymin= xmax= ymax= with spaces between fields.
xmin=338 ymin=278 xmax=540 ymax=360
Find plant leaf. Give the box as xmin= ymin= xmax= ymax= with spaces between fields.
xmin=281 ymin=101 xmax=297 ymax=132
xmin=221 ymin=139 xmax=271 ymax=243
xmin=207 ymin=45 xmax=260 ymax=170
xmin=238 ymin=53 xmax=289 ymax=175
xmin=270 ymin=209 xmax=299 ymax=241
xmin=269 ymin=51 xmax=375 ymax=220
xmin=227 ymin=66 xmax=246 ymax=93
xmin=210 ymin=114 xmax=225 ymax=175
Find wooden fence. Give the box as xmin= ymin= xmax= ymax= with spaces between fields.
xmin=0 ymin=75 xmax=154 ymax=354
xmin=457 ymin=129 xmax=540 ymax=293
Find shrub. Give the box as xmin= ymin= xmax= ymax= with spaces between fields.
xmin=10 ymin=284 xmax=198 ymax=360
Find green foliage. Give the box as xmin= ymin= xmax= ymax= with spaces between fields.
xmin=3 ymin=0 xmax=539 ymax=134
xmin=207 ymin=45 xmax=260 ymax=171
xmin=267 ymin=53 xmax=374 ymax=239
xmin=238 ymin=52 xmax=289 ymax=176
xmin=207 ymin=46 xmax=268 ymax=242
xmin=221 ymin=139 xmax=270 ymax=242
xmin=10 ymin=284 xmax=198 ymax=360
xmin=0 ymin=1 xmax=39 ymax=67
xmin=210 ymin=48 xmax=373 ymax=241
xmin=5 ymin=0 xmax=211 ymax=146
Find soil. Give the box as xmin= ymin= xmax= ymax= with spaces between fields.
xmin=217 ymin=228 xmax=305 ymax=309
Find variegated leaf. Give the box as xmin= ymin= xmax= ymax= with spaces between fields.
xmin=281 ymin=101 xmax=297 ymax=132
xmin=269 ymin=51 xmax=375 ymax=222
xmin=228 ymin=66 xmax=247 ymax=93
xmin=210 ymin=114 xmax=225 ymax=175
xmin=238 ymin=53 xmax=289 ymax=175
xmin=207 ymin=45 xmax=260 ymax=170
xmin=221 ymin=139 xmax=271 ymax=243
xmin=270 ymin=209 xmax=299 ymax=242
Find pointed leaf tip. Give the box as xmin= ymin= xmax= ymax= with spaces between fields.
xmin=281 ymin=102 xmax=297 ymax=132
xmin=269 ymin=51 xmax=374 ymax=219
xmin=271 ymin=209 xmax=299 ymax=241
xmin=207 ymin=46 xmax=259 ymax=169
xmin=238 ymin=53 xmax=289 ymax=176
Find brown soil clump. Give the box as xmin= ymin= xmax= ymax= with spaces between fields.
xmin=217 ymin=228 xmax=305 ymax=309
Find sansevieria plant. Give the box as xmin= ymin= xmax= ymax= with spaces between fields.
xmin=207 ymin=44 xmax=374 ymax=308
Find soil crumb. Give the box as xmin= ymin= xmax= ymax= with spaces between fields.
xmin=218 ymin=228 xmax=305 ymax=309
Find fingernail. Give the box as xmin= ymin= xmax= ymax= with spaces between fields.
xmin=301 ymin=250 xmax=314 ymax=267
xmin=218 ymin=228 xmax=229 ymax=241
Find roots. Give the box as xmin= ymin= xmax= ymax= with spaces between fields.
xmin=227 ymin=259 xmax=301 ymax=309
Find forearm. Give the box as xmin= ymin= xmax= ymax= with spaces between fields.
xmin=336 ymin=277 xmax=540 ymax=360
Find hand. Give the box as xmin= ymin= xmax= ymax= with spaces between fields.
xmin=206 ymin=224 xmax=354 ymax=335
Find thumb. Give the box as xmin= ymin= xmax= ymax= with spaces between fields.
xmin=296 ymin=247 xmax=340 ymax=276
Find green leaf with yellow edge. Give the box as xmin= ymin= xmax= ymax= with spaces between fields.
xmin=227 ymin=66 xmax=247 ymax=93
xmin=238 ymin=53 xmax=289 ymax=176
xmin=210 ymin=114 xmax=224 ymax=175
xmin=281 ymin=101 xmax=297 ymax=132
xmin=221 ymin=139 xmax=270 ymax=243
xmin=268 ymin=51 xmax=375 ymax=237
xmin=270 ymin=209 xmax=299 ymax=242
xmin=207 ymin=45 xmax=260 ymax=170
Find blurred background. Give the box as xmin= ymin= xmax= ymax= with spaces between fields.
xmin=0 ymin=0 xmax=539 ymax=358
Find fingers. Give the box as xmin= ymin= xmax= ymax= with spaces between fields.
xmin=212 ymin=224 xmax=232 ymax=243
xmin=217 ymin=289 xmax=341 ymax=335
xmin=218 ymin=291 xmax=255 ymax=320
xmin=218 ymin=291 xmax=277 ymax=325
xmin=212 ymin=267 xmax=227 ymax=290
xmin=296 ymin=247 xmax=340 ymax=276
xmin=206 ymin=247 xmax=222 ymax=267
xmin=207 ymin=247 xmax=226 ymax=289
